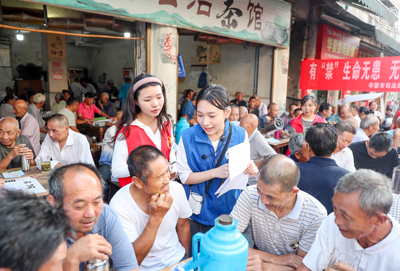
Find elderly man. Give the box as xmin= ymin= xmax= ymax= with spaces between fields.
xmin=98 ymin=79 xmax=114 ymax=99
xmin=0 ymin=191 xmax=70 ymax=271
xmin=298 ymin=123 xmax=350 ymax=213
xmin=230 ymin=91 xmax=246 ymax=107
xmin=110 ymin=146 xmax=191 ymax=271
xmin=35 ymin=114 xmax=94 ymax=167
xmin=239 ymin=106 xmax=248 ymax=119
xmin=317 ymin=102 xmax=332 ymax=121
xmin=282 ymin=103 xmax=298 ymax=130
xmin=247 ymin=96 xmax=259 ymax=116
xmin=350 ymin=105 xmax=360 ymax=127
xmin=119 ymin=76 xmax=132 ymax=110
xmin=358 ymin=106 xmax=370 ymax=120
xmin=253 ymin=94 xmax=268 ymax=117
xmin=229 ymin=104 xmax=240 ymax=122
xmin=0 ymin=95 xmax=16 ymax=118
xmin=77 ymin=92 xmax=114 ymax=122
xmin=28 ymin=93 xmax=47 ymax=141
xmin=231 ymin=155 xmax=327 ymax=271
xmin=240 ymin=114 xmax=276 ymax=185
xmin=51 ymin=93 xmax=66 ymax=115
xmin=349 ymin=132 xmax=399 ymax=178
xmin=13 ymin=100 xmax=40 ymax=156
xmin=70 ymin=77 xmax=84 ymax=97
xmin=47 ymin=164 xmax=139 ymax=271
xmin=79 ymin=78 xmax=96 ymax=95
xmin=298 ymin=169 xmax=400 ymax=271
xmin=0 ymin=117 xmax=35 ymax=170
xmin=289 ymin=133 xmax=309 ymax=162
xmin=351 ymin=114 xmax=379 ymax=143
xmin=98 ymin=92 xmax=114 ymax=117
xmin=328 ymin=105 xmax=350 ymax=123
xmin=332 ymin=121 xmax=356 ymax=172
xmin=58 ymin=97 xmax=93 ymax=134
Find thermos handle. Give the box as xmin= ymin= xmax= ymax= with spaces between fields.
xmin=192 ymin=233 xmax=204 ymax=263
xmin=173 ymin=124 xmax=177 ymax=137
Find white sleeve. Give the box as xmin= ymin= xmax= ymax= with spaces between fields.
xmin=168 ymin=124 xmax=177 ymax=173
xmin=176 ymin=182 xmax=193 ymax=218
xmin=112 ymin=134 xmax=130 ymax=178
xmin=109 ymin=198 xmax=139 ymax=243
xmin=345 ymin=149 xmax=356 ymax=172
xmin=176 ymin=139 xmax=192 ymax=184
xmin=80 ymin=138 xmax=95 ymax=166
xmin=35 ymin=135 xmax=52 ymax=166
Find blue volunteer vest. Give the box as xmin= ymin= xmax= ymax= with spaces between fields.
xmin=182 ymin=119 xmax=246 ymax=226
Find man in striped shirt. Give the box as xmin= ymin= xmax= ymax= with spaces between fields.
xmin=231 ymin=154 xmax=327 ymax=270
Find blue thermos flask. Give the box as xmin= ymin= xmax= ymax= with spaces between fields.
xmin=173 ymin=117 xmax=190 ymax=144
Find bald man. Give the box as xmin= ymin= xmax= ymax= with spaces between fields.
xmin=13 ymin=100 xmax=41 ymax=156
xmin=328 ymin=105 xmax=350 ymax=123
xmin=239 ymin=106 xmax=248 ymax=119
xmin=0 ymin=117 xmax=35 ymax=170
xmin=240 ymin=114 xmax=276 ymax=185
xmin=230 ymin=155 xmax=327 ymax=270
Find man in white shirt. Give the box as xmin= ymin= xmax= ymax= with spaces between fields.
xmin=254 ymin=94 xmax=268 ymax=117
xmin=298 ymin=169 xmax=400 ymax=271
xmin=70 ymin=78 xmax=84 ymax=97
xmin=28 ymin=93 xmax=47 ymax=141
xmin=0 ymin=95 xmax=16 ymax=118
xmin=51 ymin=93 xmax=66 ymax=115
xmin=351 ymin=114 xmax=379 ymax=143
xmin=35 ymin=114 xmax=94 ymax=167
xmin=240 ymin=114 xmax=276 ymax=185
xmin=333 ymin=120 xmax=356 ymax=172
xmin=350 ymin=105 xmax=360 ymax=127
xmin=80 ymin=78 xmax=96 ymax=95
xmin=231 ymin=155 xmax=327 ymax=270
xmin=110 ymin=145 xmax=192 ymax=271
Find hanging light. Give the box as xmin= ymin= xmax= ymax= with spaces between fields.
xmin=16 ymin=30 xmax=24 ymax=41
xmin=124 ymin=32 xmax=131 ymax=38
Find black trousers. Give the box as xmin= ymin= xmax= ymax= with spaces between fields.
xmin=188 ymin=219 xmax=213 ymax=257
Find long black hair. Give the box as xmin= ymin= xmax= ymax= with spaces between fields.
xmin=117 ymin=73 xmax=169 ymax=139
xmin=196 ymin=84 xmax=230 ymax=111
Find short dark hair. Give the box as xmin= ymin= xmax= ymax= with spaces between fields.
xmin=359 ymin=106 xmax=370 ymax=115
xmin=351 ymin=105 xmax=359 ymax=111
xmin=288 ymin=103 xmax=298 ymax=110
xmin=127 ymin=145 xmax=166 ymax=184
xmin=191 ymin=92 xmax=197 ymax=101
xmin=48 ymin=163 xmax=105 ymax=206
xmin=66 ymin=97 xmax=80 ymax=106
xmin=306 ymin=123 xmax=337 ymax=156
xmin=319 ymin=102 xmax=331 ymax=112
xmin=125 ymin=76 xmax=132 ymax=82
xmin=267 ymin=103 xmax=277 ymax=110
xmin=369 ymin=132 xmax=393 ymax=153
xmin=186 ymin=89 xmax=194 ymax=97
xmin=196 ymin=84 xmax=230 ymax=111
xmin=0 ymin=190 xmax=70 ymax=271
xmin=79 ymin=78 xmax=86 ymax=83
xmin=301 ymin=95 xmax=317 ymax=107
xmin=335 ymin=120 xmax=356 ymax=135
xmin=249 ymin=96 xmax=256 ymax=101
xmin=47 ymin=114 xmax=69 ymax=128
xmin=258 ymin=154 xmax=300 ymax=192
xmin=294 ymin=108 xmax=302 ymax=114
xmin=3 ymin=94 xmax=15 ymax=103
xmin=62 ymin=89 xmax=74 ymax=98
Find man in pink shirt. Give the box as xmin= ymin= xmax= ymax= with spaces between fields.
xmin=77 ymin=92 xmax=115 ymax=121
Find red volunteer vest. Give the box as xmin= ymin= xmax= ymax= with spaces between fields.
xmin=116 ymin=121 xmax=172 ymax=187
xmin=286 ymin=114 xmax=326 ymax=156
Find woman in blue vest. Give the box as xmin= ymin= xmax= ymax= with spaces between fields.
xmin=177 ymin=84 xmax=258 ymax=237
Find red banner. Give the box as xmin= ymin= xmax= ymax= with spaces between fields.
xmin=300 ymin=56 xmax=400 ymax=92
xmin=316 ymin=24 xmax=361 ymax=59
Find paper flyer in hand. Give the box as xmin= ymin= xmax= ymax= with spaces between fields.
xmin=215 ymin=142 xmax=250 ymax=197
xmin=4 ymin=176 xmax=46 ymax=194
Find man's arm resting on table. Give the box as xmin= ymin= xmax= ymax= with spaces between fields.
xmin=176 ymin=218 xmax=191 ymax=256
xmin=248 ymin=247 xmax=305 ymax=270
xmin=132 ymin=216 xmax=163 ymax=265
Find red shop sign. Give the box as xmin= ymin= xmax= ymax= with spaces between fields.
xmin=300 ymin=56 xmax=400 ymax=92
xmin=358 ymin=43 xmax=381 ymax=58
xmin=316 ymin=24 xmax=361 ymax=59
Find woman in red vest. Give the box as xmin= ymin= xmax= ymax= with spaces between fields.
xmin=289 ymin=95 xmax=326 ymax=137
xmin=112 ymin=73 xmax=173 ymax=187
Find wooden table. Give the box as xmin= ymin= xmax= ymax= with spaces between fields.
xmin=2 ymin=167 xmax=49 ymax=197
xmin=77 ymin=124 xmax=109 ymax=142
xmin=161 ymin=258 xmax=191 ymax=271
xmin=267 ymin=137 xmax=290 ymax=154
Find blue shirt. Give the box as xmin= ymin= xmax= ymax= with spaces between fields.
xmin=182 ymin=101 xmax=195 ymax=120
xmin=119 ymin=83 xmax=131 ymax=110
xmin=66 ymin=204 xmax=138 ymax=271
xmin=297 ymin=157 xmax=350 ymax=214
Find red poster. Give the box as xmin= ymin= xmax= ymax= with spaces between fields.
xmin=316 ymin=24 xmax=361 ymax=59
xmin=341 ymin=90 xmax=351 ymax=98
xmin=358 ymin=43 xmax=380 ymax=58
xmin=300 ymin=56 xmax=400 ymax=92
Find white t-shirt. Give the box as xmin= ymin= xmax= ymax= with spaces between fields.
xmin=303 ymin=213 xmax=400 ymax=271
xmin=332 ymin=147 xmax=356 ymax=172
xmin=109 ymin=181 xmax=192 ymax=271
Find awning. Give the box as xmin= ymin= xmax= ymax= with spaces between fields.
xmin=375 ymin=29 xmax=400 ymax=53
xmin=337 ymin=93 xmax=384 ymax=105
xmin=355 ymin=0 xmax=398 ymax=24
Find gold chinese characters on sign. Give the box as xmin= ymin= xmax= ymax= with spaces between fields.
xmin=47 ymin=34 xmax=66 ymax=62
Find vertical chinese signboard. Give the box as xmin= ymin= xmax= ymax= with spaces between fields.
xmin=47 ymin=34 xmax=68 ymax=93
xmin=300 ymin=57 xmax=400 ymax=92
xmin=316 ymin=24 xmax=361 ymax=60
xmin=29 ymin=0 xmax=291 ymax=48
